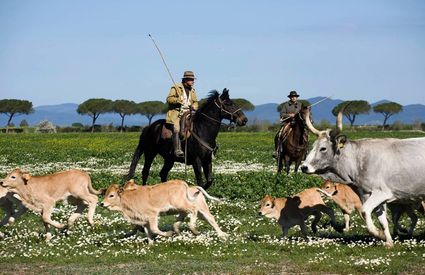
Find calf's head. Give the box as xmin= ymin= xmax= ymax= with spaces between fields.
xmin=101 ymin=184 xmax=122 ymax=210
xmin=318 ymin=180 xmax=338 ymax=197
xmin=259 ymin=195 xmax=281 ymax=219
xmin=0 ymin=169 xmax=31 ymax=189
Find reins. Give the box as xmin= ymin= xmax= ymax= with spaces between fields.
xmin=187 ymin=97 xmax=239 ymax=154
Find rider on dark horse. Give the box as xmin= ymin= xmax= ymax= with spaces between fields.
xmin=166 ymin=71 xmax=199 ymax=157
xmin=273 ymin=90 xmax=308 ymax=159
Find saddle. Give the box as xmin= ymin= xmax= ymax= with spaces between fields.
xmin=161 ymin=112 xmax=193 ymax=140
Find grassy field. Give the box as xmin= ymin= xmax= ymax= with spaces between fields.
xmin=1 ymin=131 xmax=425 ymax=274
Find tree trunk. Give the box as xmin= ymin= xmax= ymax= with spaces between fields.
xmin=382 ymin=115 xmax=389 ymax=131
xmin=91 ymin=114 xmax=98 ymax=133
xmin=120 ymin=114 xmax=125 ymax=133
xmin=148 ymin=115 xmax=154 ymax=125
xmin=6 ymin=113 xmax=14 ymax=133
xmin=349 ymin=114 xmax=356 ymax=127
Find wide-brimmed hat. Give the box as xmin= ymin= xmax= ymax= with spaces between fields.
xmin=287 ymin=91 xmax=300 ymax=98
xmin=182 ymin=71 xmax=196 ymax=79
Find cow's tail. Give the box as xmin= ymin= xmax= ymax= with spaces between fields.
xmin=127 ymin=127 xmax=147 ymax=180
xmin=195 ymin=186 xmax=222 ymax=202
xmin=87 ymin=177 xmax=104 ymax=195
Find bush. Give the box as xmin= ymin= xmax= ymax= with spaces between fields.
xmin=35 ymin=120 xmax=56 ymax=133
xmin=389 ymin=121 xmax=412 ymax=131
xmin=19 ymin=119 xmax=29 ymax=127
xmin=57 ymin=126 xmax=82 ymax=133
xmin=126 ymin=125 xmax=143 ymax=132
xmin=412 ymin=120 xmax=423 ymax=131
xmin=315 ymin=119 xmax=332 ymax=130
xmin=101 ymin=123 xmax=116 ymax=132
xmin=72 ymin=122 xmax=84 ymax=128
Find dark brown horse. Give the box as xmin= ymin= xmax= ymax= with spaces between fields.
xmin=127 ymin=89 xmax=247 ymax=189
xmin=275 ymin=107 xmax=309 ymax=174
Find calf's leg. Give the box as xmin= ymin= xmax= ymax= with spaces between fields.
xmin=68 ymin=201 xmax=86 ymax=229
xmin=85 ymin=194 xmax=98 ymax=226
xmin=311 ymin=211 xmax=322 ymax=234
xmin=173 ymin=212 xmax=186 ymax=234
xmin=0 ymin=202 xmax=13 ymax=226
xmin=42 ymin=204 xmax=65 ymax=229
xmin=148 ymin=216 xmax=174 ymax=237
xmin=188 ymin=210 xmax=200 ymax=235
xmin=315 ymin=204 xmax=344 ymax=233
xmin=198 ymin=207 xmax=227 ymax=238
xmin=343 ymin=213 xmax=351 ymax=231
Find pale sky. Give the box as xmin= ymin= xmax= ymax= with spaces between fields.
xmin=1 ymin=0 xmax=424 ymax=106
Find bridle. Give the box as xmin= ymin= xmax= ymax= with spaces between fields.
xmin=188 ymin=95 xmax=242 ymax=154
xmin=214 ymin=97 xmax=242 ymax=123
xmin=199 ymin=97 xmax=241 ymax=125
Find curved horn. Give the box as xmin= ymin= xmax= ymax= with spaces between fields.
xmin=336 ymin=102 xmax=350 ymax=132
xmin=336 ymin=109 xmax=343 ymax=132
xmin=305 ymin=107 xmax=321 ymax=136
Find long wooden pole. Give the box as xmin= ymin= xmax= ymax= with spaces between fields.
xmin=148 ymin=34 xmax=178 ymax=87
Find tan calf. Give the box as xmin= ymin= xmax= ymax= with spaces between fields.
xmin=259 ymin=188 xmax=343 ymax=237
xmin=0 ymin=169 xmax=102 ymax=240
xmin=317 ymin=180 xmax=363 ymax=231
xmin=101 ymin=179 xmax=227 ymax=244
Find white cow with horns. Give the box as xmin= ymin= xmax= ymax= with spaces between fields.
xmin=300 ymin=107 xmax=425 ymax=246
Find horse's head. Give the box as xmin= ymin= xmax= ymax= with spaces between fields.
xmin=296 ymin=106 xmax=309 ymax=122
xmin=217 ymin=88 xmax=248 ymax=126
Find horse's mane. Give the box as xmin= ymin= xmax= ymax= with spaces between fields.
xmin=196 ymin=90 xmax=219 ymax=114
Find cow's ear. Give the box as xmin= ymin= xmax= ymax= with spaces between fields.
xmin=336 ymin=135 xmax=347 ymax=148
xmin=334 ymin=135 xmax=347 ymax=154
xmin=22 ymin=173 xmax=32 ymax=184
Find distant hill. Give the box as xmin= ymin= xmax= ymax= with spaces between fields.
xmin=244 ymin=97 xmax=425 ymax=126
xmin=0 ymin=103 xmax=159 ymax=127
xmin=0 ymin=98 xmax=423 ymax=126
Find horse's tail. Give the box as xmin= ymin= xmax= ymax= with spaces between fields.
xmin=127 ymin=127 xmax=148 ymax=180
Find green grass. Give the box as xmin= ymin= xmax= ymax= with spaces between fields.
xmin=1 ymin=131 xmax=425 ymax=274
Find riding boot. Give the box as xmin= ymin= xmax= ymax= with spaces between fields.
xmin=173 ymin=133 xmax=184 ymax=157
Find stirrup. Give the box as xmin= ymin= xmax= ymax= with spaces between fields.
xmin=174 ymin=148 xmax=184 ymax=157
xmin=174 ymin=149 xmax=184 ymax=157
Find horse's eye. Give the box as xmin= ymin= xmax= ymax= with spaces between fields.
xmin=320 ymin=147 xmax=327 ymax=152
xmin=10 ymin=176 xmax=16 ymax=179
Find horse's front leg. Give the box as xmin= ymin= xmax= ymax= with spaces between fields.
xmin=284 ymin=156 xmax=291 ymax=175
xmin=294 ymin=158 xmax=302 ymax=173
xmin=192 ymin=157 xmax=204 ymax=187
xmin=202 ymin=158 xmax=213 ymax=190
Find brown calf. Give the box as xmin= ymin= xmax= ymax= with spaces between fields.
xmin=259 ymin=188 xmax=343 ymax=237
